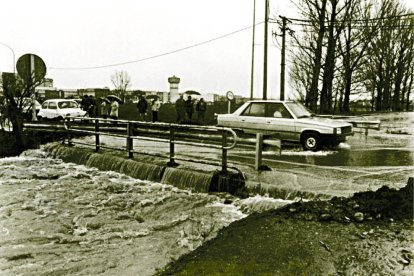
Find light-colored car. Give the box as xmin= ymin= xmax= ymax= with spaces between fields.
xmin=217 ymin=100 xmax=353 ymax=151
xmin=37 ymin=99 xmax=87 ymax=120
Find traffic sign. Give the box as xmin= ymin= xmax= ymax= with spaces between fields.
xmin=226 ymin=91 xmax=234 ymax=101
xmin=16 ymin=54 xmax=46 ymax=84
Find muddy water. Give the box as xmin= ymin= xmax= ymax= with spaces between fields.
xmin=0 ymin=148 xmax=291 ymax=275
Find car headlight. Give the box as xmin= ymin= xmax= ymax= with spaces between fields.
xmin=336 ymin=127 xmax=342 ymax=135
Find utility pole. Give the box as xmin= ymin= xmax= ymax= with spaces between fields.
xmin=30 ymin=54 xmax=38 ymax=121
xmin=250 ymin=0 xmax=256 ymax=100
xmin=262 ymin=0 xmax=269 ymax=100
xmin=279 ymin=16 xmax=289 ymax=101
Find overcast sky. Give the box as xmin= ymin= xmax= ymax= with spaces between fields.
xmin=0 ymin=0 xmax=413 ymax=99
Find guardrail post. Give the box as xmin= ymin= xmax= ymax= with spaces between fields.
xmin=221 ymin=130 xmax=228 ymax=173
xmin=66 ymin=118 xmax=73 ymax=147
xmin=167 ymin=124 xmax=178 ymax=167
xmin=255 ymin=133 xmax=263 ymax=170
xmin=95 ymin=119 xmax=100 ymax=152
xmin=126 ymin=122 xmax=133 ymax=158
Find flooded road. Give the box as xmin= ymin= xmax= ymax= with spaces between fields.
xmin=0 ymin=149 xmax=291 ymax=275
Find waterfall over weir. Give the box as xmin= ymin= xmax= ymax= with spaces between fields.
xmin=43 ymin=143 xmax=245 ymax=195
xmin=161 ymin=167 xmax=213 ymax=193
xmin=86 ymin=154 xmax=163 ymax=182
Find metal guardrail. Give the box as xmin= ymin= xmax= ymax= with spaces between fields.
xmin=316 ymin=115 xmax=381 ymax=135
xmin=60 ymin=117 xmax=238 ymax=172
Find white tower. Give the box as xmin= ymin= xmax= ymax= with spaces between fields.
xmin=168 ymin=75 xmax=180 ymax=103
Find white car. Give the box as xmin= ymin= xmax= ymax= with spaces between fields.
xmin=217 ymin=100 xmax=353 ymax=151
xmin=37 ymin=99 xmax=87 ymax=120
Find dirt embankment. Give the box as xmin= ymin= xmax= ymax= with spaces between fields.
xmin=0 ymin=131 xmax=68 ymax=157
xmin=160 ymin=178 xmax=414 ymax=275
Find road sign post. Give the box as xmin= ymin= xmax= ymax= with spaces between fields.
xmin=16 ymin=53 xmax=46 ymax=122
xmin=226 ymin=91 xmax=234 ymax=114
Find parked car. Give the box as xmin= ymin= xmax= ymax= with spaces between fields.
xmin=217 ymin=100 xmax=353 ymax=151
xmin=37 ymin=99 xmax=87 ymax=120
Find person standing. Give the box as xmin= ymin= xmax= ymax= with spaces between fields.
xmin=151 ymin=98 xmax=161 ymax=122
xmin=88 ymin=95 xmax=96 ymax=117
xmin=137 ymin=96 xmax=148 ymax=121
xmin=110 ymin=99 xmax=119 ymax=120
xmin=196 ymin=98 xmax=207 ymax=124
xmin=101 ymin=99 xmax=110 ymax=119
xmin=175 ymin=94 xmax=185 ymax=123
xmin=185 ymin=96 xmax=194 ymax=122
xmin=80 ymin=95 xmax=89 ymax=113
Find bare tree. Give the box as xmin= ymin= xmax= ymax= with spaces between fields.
xmin=289 ymin=0 xmax=413 ymax=113
xmin=362 ymin=0 xmax=413 ymax=111
xmin=337 ymin=0 xmax=379 ymax=113
xmin=1 ymin=72 xmax=43 ymax=152
xmin=111 ymin=70 xmax=131 ymax=102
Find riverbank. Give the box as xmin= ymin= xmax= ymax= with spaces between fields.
xmin=0 ymin=130 xmax=78 ymax=157
xmin=159 ymin=179 xmax=413 ymax=275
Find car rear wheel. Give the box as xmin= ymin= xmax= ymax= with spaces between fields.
xmin=301 ymin=132 xmax=321 ymax=151
xmin=37 ymin=116 xmax=43 ymax=121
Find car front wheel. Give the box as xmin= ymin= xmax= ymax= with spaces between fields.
xmin=301 ymin=132 xmax=321 ymax=151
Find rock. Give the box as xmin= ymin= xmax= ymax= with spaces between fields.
xmin=224 ymin=199 xmax=233 ymax=205
xmin=319 ymin=213 xmax=332 ymax=221
xmin=399 ymin=258 xmax=410 ymax=265
xmin=354 ymin=212 xmax=364 ymax=222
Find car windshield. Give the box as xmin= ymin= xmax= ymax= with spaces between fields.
xmin=58 ymin=101 xmax=78 ymax=109
xmin=285 ymin=102 xmax=313 ymax=118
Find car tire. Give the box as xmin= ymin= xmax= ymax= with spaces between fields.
xmin=301 ymin=132 xmax=321 ymax=151
xmin=37 ymin=116 xmax=43 ymax=121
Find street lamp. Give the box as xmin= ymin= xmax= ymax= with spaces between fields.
xmin=0 ymin=42 xmax=16 ymax=73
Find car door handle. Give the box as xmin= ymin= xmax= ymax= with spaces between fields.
xmin=241 ymin=119 xmax=245 ymax=122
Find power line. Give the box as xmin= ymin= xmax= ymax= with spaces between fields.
xmin=50 ymin=22 xmax=264 ymax=71
xmin=283 ymin=12 xmax=414 ymax=24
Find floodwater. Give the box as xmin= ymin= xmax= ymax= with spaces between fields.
xmin=0 ymin=149 xmax=291 ymax=275
xmin=273 ymin=140 xmax=413 ymax=167
xmin=259 ymin=112 xmax=414 ymax=167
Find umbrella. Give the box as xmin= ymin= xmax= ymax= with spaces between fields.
xmin=100 ymin=97 xmax=111 ymax=104
xmin=184 ymin=90 xmax=201 ymax=96
xmin=107 ymin=95 xmax=123 ymax=104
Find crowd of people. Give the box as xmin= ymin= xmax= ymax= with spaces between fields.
xmin=136 ymin=95 xmax=207 ymax=124
xmin=80 ymin=95 xmax=120 ymax=120
xmin=78 ymin=94 xmax=208 ymax=124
